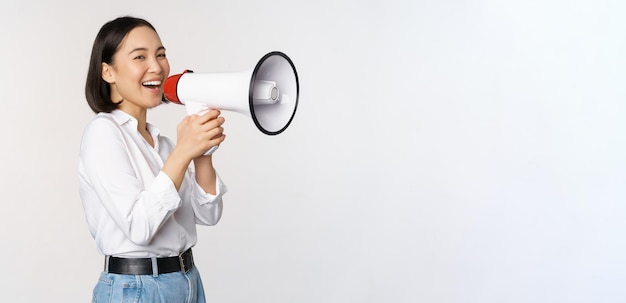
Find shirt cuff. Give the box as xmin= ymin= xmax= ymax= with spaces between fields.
xmin=193 ymin=172 xmax=228 ymax=205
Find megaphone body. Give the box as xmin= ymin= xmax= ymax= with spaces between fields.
xmin=164 ymin=51 xmax=299 ymax=155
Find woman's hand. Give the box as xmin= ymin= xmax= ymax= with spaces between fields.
xmin=176 ymin=109 xmax=226 ymax=160
xmin=163 ymin=109 xmax=226 ymax=190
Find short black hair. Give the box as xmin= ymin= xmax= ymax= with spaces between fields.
xmin=85 ymin=16 xmax=157 ymax=113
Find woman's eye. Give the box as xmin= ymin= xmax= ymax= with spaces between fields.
xmin=157 ymin=53 xmax=167 ymax=58
xmin=134 ymin=55 xmax=145 ymax=60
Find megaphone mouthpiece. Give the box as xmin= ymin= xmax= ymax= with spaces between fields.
xmin=163 ymin=70 xmax=194 ymax=105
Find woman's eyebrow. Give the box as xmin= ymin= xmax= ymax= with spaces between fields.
xmin=128 ymin=46 xmax=166 ymax=55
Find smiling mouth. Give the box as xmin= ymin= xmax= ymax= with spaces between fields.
xmin=142 ymin=80 xmax=162 ymax=88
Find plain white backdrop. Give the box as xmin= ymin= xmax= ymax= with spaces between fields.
xmin=1 ymin=0 xmax=625 ymax=302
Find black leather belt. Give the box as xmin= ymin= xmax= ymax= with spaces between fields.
xmin=106 ymin=248 xmax=194 ymax=275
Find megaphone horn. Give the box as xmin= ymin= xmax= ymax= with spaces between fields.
xmin=164 ymin=51 xmax=299 ymax=136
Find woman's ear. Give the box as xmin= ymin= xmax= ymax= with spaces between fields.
xmin=101 ymin=62 xmax=115 ymax=84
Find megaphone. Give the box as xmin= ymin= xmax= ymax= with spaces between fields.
xmin=164 ymin=51 xmax=299 ymax=140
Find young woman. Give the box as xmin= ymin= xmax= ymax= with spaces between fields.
xmin=80 ymin=16 xmax=226 ymax=302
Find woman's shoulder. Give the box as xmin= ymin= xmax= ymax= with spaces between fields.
xmin=83 ymin=112 xmax=118 ymax=131
xmin=85 ymin=110 xmax=133 ymax=130
xmin=81 ymin=112 xmax=130 ymax=145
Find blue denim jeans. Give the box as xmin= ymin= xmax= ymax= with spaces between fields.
xmin=92 ymin=266 xmax=206 ymax=303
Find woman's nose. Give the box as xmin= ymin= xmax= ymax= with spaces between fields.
xmin=148 ymin=56 xmax=164 ymax=73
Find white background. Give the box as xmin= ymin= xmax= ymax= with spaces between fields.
xmin=1 ymin=0 xmax=625 ymax=302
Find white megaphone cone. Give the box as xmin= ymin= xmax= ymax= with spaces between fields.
xmin=163 ymin=51 xmax=299 ymax=155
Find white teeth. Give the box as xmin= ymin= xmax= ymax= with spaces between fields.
xmin=142 ymin=80 xmax=162 ymax=86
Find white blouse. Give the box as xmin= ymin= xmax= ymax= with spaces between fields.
xmin=79 ymin=110 xmax=227 ymax=258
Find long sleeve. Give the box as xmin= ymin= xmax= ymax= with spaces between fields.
xmin=79 ymin=115 xmax=181 ymax=246
xmin=186 ymin=167 xmax=228 ymax=225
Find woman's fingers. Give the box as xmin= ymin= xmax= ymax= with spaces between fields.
xmin=178 ymin=109 xmax=226 ymax=157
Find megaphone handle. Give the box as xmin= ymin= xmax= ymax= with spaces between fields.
xmin=185 ymin=102 xmax=219 ymax=156
xmin=204 ymin=145 xmax=218 ymax=156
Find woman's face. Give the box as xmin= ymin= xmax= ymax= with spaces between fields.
xmin=102 ymin=25 xmax=170 ymax=114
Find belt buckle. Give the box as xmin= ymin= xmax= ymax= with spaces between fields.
xmin=179 ymin=251 xmax=190 ymax=274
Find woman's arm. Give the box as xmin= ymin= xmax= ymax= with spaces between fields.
xmin=187 ymin=155 xmax=227 ymax=226
xmin=80 ymin=116 xmax=182 ymax=245
xmin=193 ymin=155 xmax=218 ymax=194
xmin=163 ymin=109 xmax=225 ymax=190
